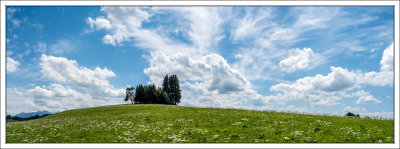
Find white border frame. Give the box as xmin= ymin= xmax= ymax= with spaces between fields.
xmin=1 ymin=1 xmax=399 ymax=148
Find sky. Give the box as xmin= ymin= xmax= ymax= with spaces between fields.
xmin=5 ymin=6 xmax=394 ymax=119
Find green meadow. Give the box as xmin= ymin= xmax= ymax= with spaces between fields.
xmin=6 ymin=104 xmax=394 ymax=143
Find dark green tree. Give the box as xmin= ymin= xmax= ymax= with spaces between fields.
xmin=168 ymin=75 xmax=181 ymax=105
xmin=345 ymin=112 xmax=355 ymax=117
xmin=148 ymin=84 xmax=157 ymax=103
xmin=124 ymin=87 xmax=135 ymax=104
xmin=162 ymin=74 xmax=170 ymax=96
xmin=155 ymin=88 xmax=170 ymax=104
xmin=143 ymin=84 xmax=157 ymax=104
xmin=134 ymin=84 xmax=145 ymax=104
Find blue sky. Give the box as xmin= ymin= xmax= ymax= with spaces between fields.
xmin=6 ymin=6 xmax=394 ymax=119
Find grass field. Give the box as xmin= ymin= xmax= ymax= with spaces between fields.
xmin=6 ymin=104 xmax=394 ymax=143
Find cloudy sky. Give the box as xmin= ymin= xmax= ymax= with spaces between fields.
xmin=6 ymin=6 xmax=394 ymax=118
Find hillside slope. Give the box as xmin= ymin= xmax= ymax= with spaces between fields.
xmin=6 ymin=104 xmax=394 ymax=143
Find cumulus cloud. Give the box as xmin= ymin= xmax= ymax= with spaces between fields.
xmin=7 ymin=55 xmax=125 ymax=114
xmin=7 ymin=57 xmax=20 ymax=73
xmin=354 ymin=90 xmax=381 ymax=104
xmin=380 ymin=43 xmax=393 ymax=72
xmin=87 ymin=17 xmax=112 ymax=30
xmin=271 ymin=66 xmax=357 ymax=94
xmin=144 ymin=52 xmax=251 ymax=94
xmin=268 ymin=42 xmax=392 ymax=106
xmin=359 ymin=43 xmax=393 ymax=87
xmin=7 ymin=88 xmax=39 ymax=115
xmin=268 ymin=65 xmax=385 ymax=106
xmin=87 ymin=7 xmax=151 ymax=46
xmin=39 ymin=54 xmax=124 ymax=97
xmin=279 ymin=48 xmax=314 ymax=72
xmin=7 ymin=84 xmax=122 ymax=114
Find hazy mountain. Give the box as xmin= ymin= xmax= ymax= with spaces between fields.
xmin=14 ymin=111 xmax=54 ymax=118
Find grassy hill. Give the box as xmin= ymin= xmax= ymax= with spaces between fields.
xmin=6 ymin=104 xmax=394 ymax=143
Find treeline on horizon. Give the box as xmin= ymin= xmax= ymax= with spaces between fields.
xmin=6 ymin=114 xmax=51 ymax=121
xmin=124 ymin=74 xmax=181 ymax=105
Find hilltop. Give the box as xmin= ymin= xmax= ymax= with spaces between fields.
xmin=6 ymin=104 xmax=394 ymax=143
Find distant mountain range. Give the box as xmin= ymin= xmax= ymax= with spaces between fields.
xmin=14 ymin=111 xmax=54 ymax=118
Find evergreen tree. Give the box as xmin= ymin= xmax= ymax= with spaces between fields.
xmin=168 ymin=75 xmax=181 ymax=105
xmin=148 ymin=84 xmax=157 ymax=103
xmin=346 ymin=112 xmax=355 ymax=117
xmin=162 ymin=74 xmax=169 ymax=94
xmin=155 ymin=88 xmax=170 ymax=104
xmin=143 ymin=86 xmax=150 ymax=104
xmin=134 ymin=84 xmax=145 ymax=104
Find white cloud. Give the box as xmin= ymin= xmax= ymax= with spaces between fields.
xmin=359 ymin=43 xmax=393 ymax=87
xmin=40 ymin=54 xmax=124 ymax=97
xmin=7 ymin=84 xmax=123 ymax=115
xmin=27 ymin=83 xmax=119 ymax=112
xmin=178 ymin=7 xmax=225 ymax=50
xmin=7 ymin=57 xmax=20 ymax=73
xmin=230 ymin=8 xmax=272 ymax=41
xmin=293 ymin=7 xmax=339 ymax=29
xmin=230 ymin=7 xmax=339 ymax=81
xmin=144 ymin=52 xmax=252 ymax=94
xmin=267 ymin=41 xmax=392 ymax=106
xmin=343 ymin=106 xmax=366 ymax=112
xmin=354 ymin=90 xmax=381 ymax=104
xmin=87 ymin=7 xmax=151 ymax=46
xmin=380 ymin=42 xmax=393 ymax=72
xmin=142 ymin=50 xmax=274 ymax=109
xmin=279 ymin=48 xmax=314 ymax=72
xmin=271 ymin=66 xmax=357 ymax=94
xmin=7 ymin=55 xmax=125 ymax=114
xmin=87 ymin=17 xmax=112 ymax=30
xmin=7 ymin=88 xmax=39 ymax=115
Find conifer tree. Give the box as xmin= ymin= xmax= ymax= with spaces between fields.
xmin=162 ymin=74 xmax=169 ymax=94
xmin=168 ymin=75 xmax=181 ymax=105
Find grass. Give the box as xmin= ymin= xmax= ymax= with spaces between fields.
xmin=6 ymin=104 xmax=394 ymax=143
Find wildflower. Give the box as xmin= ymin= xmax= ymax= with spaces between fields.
xmin=232 ymin=122 xmax=242 ymax=125
xmin=292 ymin=131 xmax=303 ymax=136
xmin=284 ymin=137 xmax=290 ymax=140
xmin=304 ymin=137 xmax=312 ymax=142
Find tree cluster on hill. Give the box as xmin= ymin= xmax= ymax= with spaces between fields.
xmin=345 ymin=112 xmax=360 ymax=118
xmin=124 ymin=74 xmax=181 ymax=105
